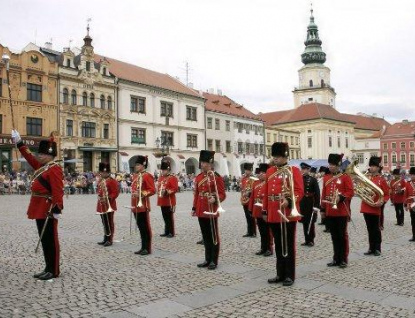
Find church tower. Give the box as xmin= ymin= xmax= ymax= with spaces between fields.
xmin=293 ymin=7 xmax=336 ymax=108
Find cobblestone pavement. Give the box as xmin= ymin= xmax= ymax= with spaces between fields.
xmin=1 ymin=191 xmax=415 ymax=318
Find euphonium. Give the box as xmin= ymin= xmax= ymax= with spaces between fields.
xmin=345 ymin=160 xmax=384 ymax=207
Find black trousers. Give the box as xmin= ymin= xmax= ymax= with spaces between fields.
xmin=243 ymin=205 xmax=256 ymax=236
xmin=134 ymin=212 xmax=152 ymax=253
xmin=256 ymin=217 xmax=273 ymax=252
xmin=394 ymin=203 xmax=404 ymax=225
xmin=411 ymin=211 xmax=415 ymax=238
xmin=363 ymin=213 xmax=382 ymax=252
xmin=100 ymin=212 xmax=114 ymax=242
xmin=301 ymin=211 xmax=317 ymax=243
xmin=198 ymin=217 xmax=220 ymax=265
xmin=36 ymin=218 xmax=60 ymax=277
xmin=269 ymin=222 xmax=296 ymax=281
xmin=161 ymin=206 xmax=175 ymax=236
xmin=326 ymin=216 xmax=349 ymax=264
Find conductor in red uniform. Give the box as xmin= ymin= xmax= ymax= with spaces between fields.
xmin=262 ymin=142 xmax=304 ymax=286
xmin=361 ymin=156 xmax=390 ymax=256
xmin=193 ymin=150 xmax=226 ymax=270
xmin=249 ymin=164 xmax=273 ymax=257
xmin=96 ymin=162 xmax=119 ymax=247
xmin=12 ymin=129 xmax=63 ymax=280
xmin=390 ymin=168 xmax=406 ymax=226
xmin=131 ymin=156 xmax=156 ymax=255
xmin=157 ymin=161 xmax=179 ymax=237
xmin=321 ymin=153 xmax=354 ymax=268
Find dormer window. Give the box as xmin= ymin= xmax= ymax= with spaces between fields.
xmin=66 ymin=58 xmax=71 ymax=68
xmin=102 ymin=67 xmax=107 ymax=75
xmin=86 ymin=61 xmax=91 ymax=71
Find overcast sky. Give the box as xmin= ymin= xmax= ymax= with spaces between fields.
xmin=1 ymin=0 xmax=414 ymax=123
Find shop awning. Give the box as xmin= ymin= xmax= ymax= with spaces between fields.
xmin=78 ymin=147 xmax=118 ymax=152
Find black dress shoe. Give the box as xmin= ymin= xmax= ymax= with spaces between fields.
xmin=263 ymin=250 xmax=273 ymax=257
xmin=97 ymin=240 xmax=107 ymax=245
xmin=255 ymin=250 xmax=265 ymax=255
xmin=167 ymin=234 xmax=174 ymax=238
xmin=33 ymin=271 xmax=46 ymax=279
xmin=242 ymin=233 xmax=251 ymax=237
xmin=339 ymin=261 xmax=348 ymax=268
xmin=134 ymin=249 xmax=143 ymax=255
xmin=399 ymin=223 xmax=404 ymax=226
xmin=323 ymin=229 xmax=330 ymax=233
xmin=38 ymin=272 xmax=55 ymax=280
xmin=409 ymin=238 xmax=415 ymax=242
xmin=140 ymin=249 xmax=149 ymax=255
xmin=327 ymin=261 xmax=339 ymax=267
xmin=197 ymin=261 xmax=209 ymax=268
xmin=207 ymin=262 xmax=217 ymax=270
xmin=160 ymin=233 xmax=168 ymax=237
xmin=306 ymin=242 xmax=315 ymax=247
xmin=196 ymin=240 xmax=204 ymax=245
xmin=301 ymin=242 xmax=307 ymax=246
xmin=103 ymin=241 xmax=112 ymax=247
xmin=364 ymin=250 xmax=373 ymax=255
xmin=268 ymin=276 xmax=283 ymax=284
xmin=283 ymin=278 xmax=294 ymax=286
xmin=373 ymin=250 xmax=381 ymax=256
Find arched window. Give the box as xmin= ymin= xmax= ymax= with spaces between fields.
xmin=62 ymin=88 xmax=68 ymax=104
xmin=107 ymin=96 xmax=112 ymax=110
xmin=82 ymin=92 xmax=88 ymax=106
xmin=321 ymin=79 xmax=325 ymax=87
xmin=100 ymin=95 xmax=105 ymax=109
xmin=90 ymin=93 xmax=95 ymax=107
xmin=309 ymin=80 xmax=313 ymax=87
xmin=71 ymin=90 xmax=77 ymax=105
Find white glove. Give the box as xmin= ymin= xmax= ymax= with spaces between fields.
xmin=11 ymin=130 xmax=21 ymax=143
xmin=53 ymin=213 xmax=61 ymax=219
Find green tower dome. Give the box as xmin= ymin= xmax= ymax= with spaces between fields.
xmin=301 ymin=8 xmax=326 ymax=65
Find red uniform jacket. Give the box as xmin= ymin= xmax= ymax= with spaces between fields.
xmin=96 ymin=177 xmax=119 ymax=212
xmin=262 ymin=165 xmax=304 ymax=223
xmin=193 ymin=171 xmax=226 ymax=218
xmin=390 ymin=178 xmax=407 ymax=204
xmin=157 ymin=174 xmax=179 ymax=207
xmin=249 ymin=180 xmax=266 ymax=218
xmin=321 ymin=173 xmax=354 ymax=217
xmin=18 ymin=144 xmax=63 ymax=219
xmin=405 ymin=181 xmax=415 ymax=210
xmin=240 ymin=175 xmax=253 ymax=206
xmin=360 ymin=174 xmax=390 ymax=215
xmin=131 ymin=171 xmax=156 ymax=213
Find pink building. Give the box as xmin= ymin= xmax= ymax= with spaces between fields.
xmin=380 ymin=120 xmax=415 ymax=172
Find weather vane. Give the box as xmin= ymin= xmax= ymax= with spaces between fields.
xmin=87 ymin=18 xmax=92 ymax=35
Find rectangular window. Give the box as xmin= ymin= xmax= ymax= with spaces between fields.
xmin=160 ymin=101 xmax=173 ymax=118
xmin=103 ymin=124 xmax=109 ymax=139
xmin=26 ymin=117 xmax=42 ymax=136
xmin=131 ymin=128 xmax=146 ymax=144
xmin=186 ymin=106 xmax=197 ymax=121
xmin=260 ymin=144 xmax=264 ymax=154
xmin=66 ymin=119 xmax=73 ymax=136
xmin=400 ymin=153 xmax=406 ymax=163
xmin=357 ymin=153 xmax=364 ymax=164
xmin=383 ymin=143 xmax=387 ymax=150
xmin=215 ymin=118 xmax=220 ymax=130
xmin=238 ymin=142 xmax=243 ymax=153
xmin=186 ymin=134 xmax=198 ymax=148
xmin=392 ymin=153 xmax=397 ymax=164
xmin=207 ymin=139 xmax=213 ymax=151
xmin=86 ymin=61 xmax=91 ymax=71
xmin=226 ymin=120 xmax=230 ymax=131
xmin=81 ymin=121 xmax=96 ymax=138
xmin=383 ymin=154 xmax=388 ymax=165
xmin=27 ymin=83 xmax=42 ymax=102
xmin=400 ymin=142 xmax=406 ymax=149
xmin=130 ymin=97 xmax=138 ymax=112
xmin=238 ymin=123 xmax=243 ymax=133
xmin=266 ymin=133 xmax=271 ymax=143
xmin=254 ymin=143 xmax=259 ymax=155
xmin=296 ymin=137 xmax=299 ymax=145
xmin=307 ymin=137 xmax=312 ymax=148
xmin=226 ymin=140 xmax=231 ymax=153
xmin=410 ymin=153 xmax=415 ymax=165
xmin=207 ymin=117 xmax=212 ymax=129
xmin=290 ymin=136 xmax=293 ymax=145
xmin=337 ymin=136 xmax=341 ymax=148
xmin=410 ymin=142 xmax=414 ymax=149
xmin=161 ymin=131 xmax=174 ymax=146
xmin=215 ymin=140 xmax=221 ymax=152
xmin=345 ymin=137 xmax=349 ymax=148
xmin=131 ymin=96 xmax=146 ymax=113
xmin=392 ymin=142 xmax=396 ymax=149
xmin=329 ymin=136 xmax=332 ymax=147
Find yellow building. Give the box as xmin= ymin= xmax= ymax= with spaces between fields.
xmin=0 ymin=43 xmax=59 ymax=172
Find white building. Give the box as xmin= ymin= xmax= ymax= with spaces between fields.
xmin=352 ymin=132 xmax=381 ymax=171
xmin=102 ymin=57 xmax=206 ymax=174
xmin=203 ymin=92 xmax=265 ymax=177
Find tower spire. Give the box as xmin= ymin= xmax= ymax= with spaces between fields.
xmin=301 ymin=5 xmax=326 ymax=65
xmin=83 ymin=18 xmax=93 ymax=48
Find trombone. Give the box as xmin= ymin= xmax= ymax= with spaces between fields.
xmin=136 ymin=173 xmax=143 ymax=208
xmin=97 ymin=178 xmax=113 ymax=237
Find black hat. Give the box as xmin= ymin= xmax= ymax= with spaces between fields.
xmin=255 ymin=167 xmax=260 ymax=175
xmin=328 ymin=153 xmax=343 ymax=166
xmin=160 ymin=161 xmax=171 ymax=170
xmin=392 ymin=168 xmax=401 ymax=175
xmin=310 ymin=167 xmax=317 ymax=173
xmin=243 ymin=163 xmax=253 ymax=171
xmin=258 ymin=163 xmax=269 ymax=173
xmin=300 ymin=162 xmax=311 ymax=169
xmin=99 ymin=162 xmax=110 ymax=173
xmin=318 ymin=166 xmax=327 ymax=173
xmin=135 ymin=155 xmax=148 ymax=168
xmin=199 ymin=150 xmax=215 ymax=164
xmin=271 ymin=142 xmax=289 ymax=157
xmin=38 ymin=140 xmax=57 ymax=157
xmin=369 ymin=156 xmax=382 ymax=167
xmin=409 ymin=167 xmax=415 ymax=175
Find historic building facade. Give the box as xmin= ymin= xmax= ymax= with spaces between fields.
xmin=0 ymin=43 xmax=59 ymax=172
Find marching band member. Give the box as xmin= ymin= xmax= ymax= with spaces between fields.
xmin=361 ymin=157 xmax=390 ymax=256
xmin=131 ymin=156 xmax=155 ymax=255
xmin=192 ymin=150 xmax=226 ymax=270
xmin=299 ymin=162 xmax=320 ymax=247
xmin=405 ymin=167 xmax=415 ymax=242
xmin=249 ymin=164 xmax=273 ymax=256
xmin=262 ymin=142 xmax=304 ymax=286
xmin=12 ymin=129 xmax=63 ymax=280
xmin=390 ymin=168 xmax=406 ymax=226
xmin=321 ymin=153 xmax=354 ymax=268
xmin=96 ymin=162 xmax=119 ymax=247
xmin=157 ymin=161 xmax=179 ymax=238
xmin=240 ymin=163 xmax=256 ymax=237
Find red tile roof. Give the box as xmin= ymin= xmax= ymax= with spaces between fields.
xmin=341 ymin=114 xmax=390 ymax=131
xmin=258 ymin=110 xmax=292 ymax=126
xmin=95 ymin=55 xmax=201 ymax=98
xmin=383 ymin=120 xmax=415 ymax=137
xmin=203 ymin=92 xmax=262 ymax=121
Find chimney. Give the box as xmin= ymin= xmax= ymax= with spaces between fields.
xmin=217 ymin=89 xmax=223 ymax=96
xmin=402 ymin=119 xmax=409 ymax=124
xmin=44 ymin=41 xmax=52 ymax=50
xmin=187 ymin=82 xmax=194 ymax=89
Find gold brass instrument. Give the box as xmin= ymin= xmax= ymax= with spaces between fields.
xmin=345 ymin=160 xmax=384 ymax=207
xmin=279 ymin=166 xmax=302 ymax=218
xmin=136 ymin=173 xmax=143 ymax=208
xmin=203 ymin=170 xmax=225 ymax=215
xmin=97 ymin=177 xmax=113 ymax=237
xmin=321 ymin=189 xmax=339 ymax=209
xmin=240 ymin=174 xmax=254 ymax=205
xmin=158 ymin=179 xmax=165 ymax=198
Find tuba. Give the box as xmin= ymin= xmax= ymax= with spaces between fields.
xmin=345 ymin=160 xmax=384 ymax=207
